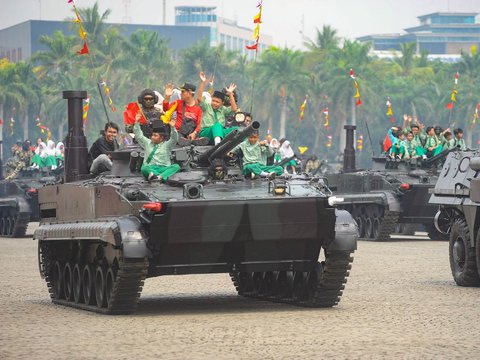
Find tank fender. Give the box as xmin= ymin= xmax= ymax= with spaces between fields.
xmin=115 ymin=216 xmax=149 ymax=258
xmin=325 ymin=209 xmax=358 ymax=252
xmin=0 ymin=196 xmax=30 ymax=213
xmin=34 ymin=216 xmax=149 ymax=258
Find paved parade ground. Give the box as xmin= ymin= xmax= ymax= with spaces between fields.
xmin=0 ymin=225 xmax=479 ymax=359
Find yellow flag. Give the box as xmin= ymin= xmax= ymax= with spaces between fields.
xmin=253 ymin=24 xmax=260 ymax=39
xmin=298 ymin=146 xmax=309 ymax=155
xmin=161 ymin=102 xmax=178 ymax=124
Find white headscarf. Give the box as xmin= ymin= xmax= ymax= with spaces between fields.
xmin=46 ymin=140 xmax=56 ymax=156
xmin=279 ymin=140 xmax=295 ymax=159
xmin=55 ymin=142 xmax=64 ymax=157
xmin=270 ymin=138 xmax=279 ymax=150
xmin=38 ymin=142 xmax=48 ymax=158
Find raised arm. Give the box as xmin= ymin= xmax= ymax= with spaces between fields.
xmin=162 ymin=82 xmax=175 ymax=111
xmin=197 ymin=72 xmax=209 ymax=103
xmin=165 ymin=117 xmax=179 ymax=149
xmin=225 ymin=83 xmax=238 ymax=112
xmin=133 ymin=113 xmax=149 ymax=149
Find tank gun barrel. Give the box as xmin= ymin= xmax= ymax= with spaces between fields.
xmin=197 ymin=128 xmax=240 ymax=163
xmin=205 ymin=121 xmax=260 ymax=162
xmin=423 ymin=147 xmax=457 ymax=166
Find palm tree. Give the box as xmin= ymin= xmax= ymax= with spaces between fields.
xmin=395 ymin=43 xmax=417 ymax=76
xmin=304 ymin=25 xmax=340 ymax=52
xmin=256 ymin=47 xmax=308 ymax=138
xmin=115 ymin=29 xmax=173 ymax=101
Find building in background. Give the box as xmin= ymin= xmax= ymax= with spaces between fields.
xmin=0 ymin=6 xmax=272 ymax=63
xmin=358 ymin=12 xmax=480 ymax=55
xmin=175 ymin=6 xmax=273 ymax=59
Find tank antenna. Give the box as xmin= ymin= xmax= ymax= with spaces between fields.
xmin=362 ymin=117 xmax=375 ymax=157
xmin=97 ymin=82 xmax=111 ymax=123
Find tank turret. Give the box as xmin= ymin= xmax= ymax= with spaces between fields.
xmin=34 ymin=90 xmax=357 ymax=314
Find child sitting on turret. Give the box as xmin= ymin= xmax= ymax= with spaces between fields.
xmin=134 ymin=113 xmax=180 ymax=182
xmin=230 ymin=130 xmax=284 ymax=179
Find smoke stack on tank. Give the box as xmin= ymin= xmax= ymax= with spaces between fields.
xmin=343 ymin=125 xmax=356 ymax=173
xmin=63 ymin=91 xmax=89 ymax=182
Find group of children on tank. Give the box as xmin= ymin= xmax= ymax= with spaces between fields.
xmin=385 ymin=114 xmax=467 ymax=160
xmin=115 ymin=71 xmax=299 ymax=182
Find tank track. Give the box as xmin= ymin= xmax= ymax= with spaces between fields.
xmin=43 ymin=253 xmax=148 ymax=315
xmin=368 ymin=210 xmax=399 ymax=242
xmin=0 ymin=208 xmax=30 ymax=238
xmin=229 ymin=250 xmax=354 ymax=308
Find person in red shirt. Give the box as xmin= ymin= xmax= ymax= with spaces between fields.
xmin=163 ymin=82 xmax=208 ymax=146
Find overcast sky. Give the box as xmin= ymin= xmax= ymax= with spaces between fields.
xmin=1 ymin=0 xmax=480 ymax=48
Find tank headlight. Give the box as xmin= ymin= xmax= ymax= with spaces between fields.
xmin=328 ymin=196 xmax=344 ymax=207
xmin=400 ymin=183 xmax=411 ymax=190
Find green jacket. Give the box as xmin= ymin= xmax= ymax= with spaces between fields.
xmin=133 ymin=122 xmax=178 ymax=167
xmin=454 ymin=138 xmax=466 ymax=150
xmin=404 ymin=140 xmax=417 ymax=155
xmin=425 ymin=135 xmax=440 ymax=149
xmin=234 ymin=140 xmax=274 ymax=165
xmin=199 ymin=102 xmax=233 ymax=128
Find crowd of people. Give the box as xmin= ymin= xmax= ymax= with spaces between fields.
xmin=5 ymin=138 xmax=64 ymax=180
xmin=86 ymin=71 xmax=301 ymax=181
xmin=384 ymin=115 xmax=467 ymax=160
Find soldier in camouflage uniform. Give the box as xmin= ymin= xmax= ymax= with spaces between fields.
xmin=5 ymin=141 xmax=33 ymax=180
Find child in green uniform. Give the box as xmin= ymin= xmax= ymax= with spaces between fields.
xmin=424 ymin=126 xmax=443 ymax=157
xmin=454 ymin=128 xmax=467 ymax=150
xmin=196 ymin=72 xmax=239 ymax=145
xmin=389 ymin=131 xmax=406 ymax=159
xmin=441 ymin=130 xmax=455 ymax=150
xmin=134 ymin=114 xmax=180 ymax=181
xmin=403 ymin=132 xmax=418 ymax=159
xmin=232 ymin=131 xmax=284 ymax=179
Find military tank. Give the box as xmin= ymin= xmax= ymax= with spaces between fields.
xmin=325 ymin=125 xmax=452 ymax=241
xmin=34 ymin=91 xmax=357 ymax=314
xmin=429 ymin=150 xmax=480 ymax=286
xmin=0 ymin=166 xmax=59 ymax=237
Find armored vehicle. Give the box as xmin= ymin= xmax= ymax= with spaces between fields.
xmin=325 ymin=125 xmax=450 ymax=241
xmin=35 ymin=91 xmax=357 ymax=314
xmin=430 ymin=150 xmax=480 ymax=286
xmin=0 ymin=168 xmax=58 ymax=237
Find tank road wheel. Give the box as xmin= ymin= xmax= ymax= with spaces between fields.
xmin=364 ymin=216 xmax=373 ymax=239
xmin=63 ymin=263 xmax=73 ymax=301
xmin=5 ymin=216 xmax=13 ymax=236
xmin=105 ymin=267 xmax=116 ymax=306
xmin=82 ymin=264 xmax=96 ymax=305
xmin=355 ymin=217 xmax=364 ymax=238
xmin=8 ymin=216 xmax=16 ymax=236
xmin=277 ymin=271 xmax=294 ymax=300
xmin=252 ymin=272 xmax=263 ymax=296
xmin=72 ymin=263 xmax=84 ymax=304
xmin=292 ymin=271 xmax=308 ymax=302
xmin=51 ymin=261 xmax=64 ymax=300
xmin=449 ymin=218 xmax=480 ymax=286
xmin=261 ymin=271 xmax=275 ymax=297
xmin=0 ymin=217 xmax=5 ymax=236
xmin=372 ymin=217 xmax=381 ymax=240
xmin=95 ymin=265 xmax=107 ymax=308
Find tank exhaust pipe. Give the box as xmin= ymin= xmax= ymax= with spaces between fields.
xmin=63 ymin=91 xmax=89 ymax=182
xmin=343 ymin=125 xmax=356 ymax=173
